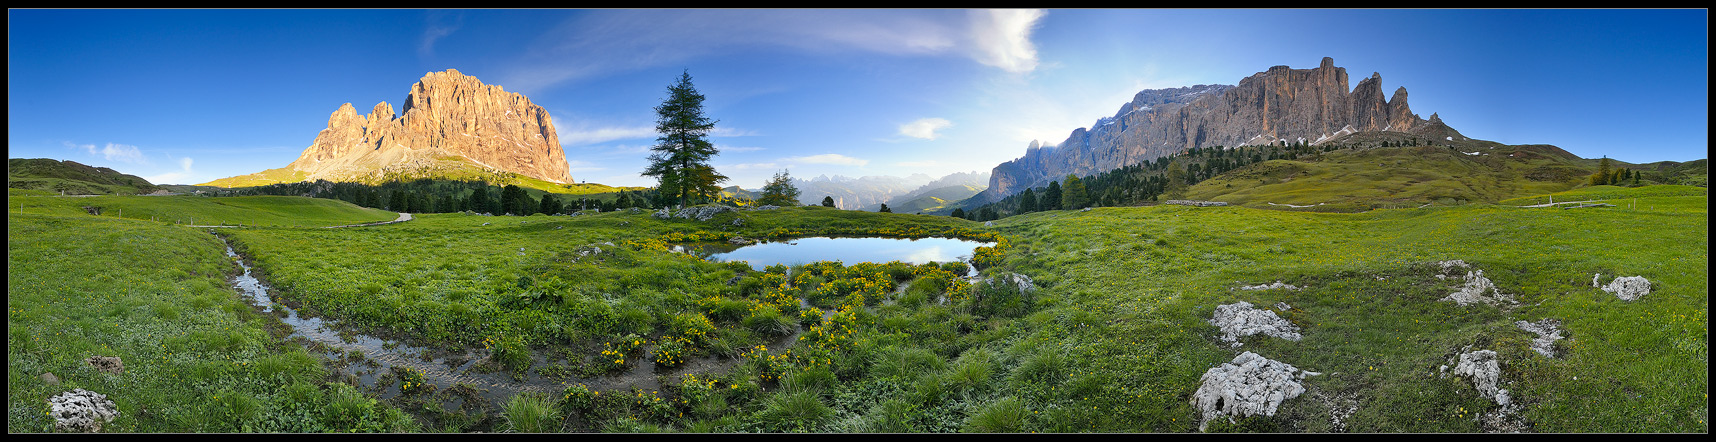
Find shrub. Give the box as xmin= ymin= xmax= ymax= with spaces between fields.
xmin=754 ymin=390 xmax=834 ymax=432
xmin=963 ymin=397 xmax=1030 ymax=432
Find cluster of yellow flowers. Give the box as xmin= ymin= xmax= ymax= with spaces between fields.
xmin=398 ymin=367 xmax=427 ymax=394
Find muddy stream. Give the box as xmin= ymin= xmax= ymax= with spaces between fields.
xmin=213 ymin=232 xmax=801 ymax=414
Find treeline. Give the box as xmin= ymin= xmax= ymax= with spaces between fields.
xmin=955 ymin=141 xmax=1352 ymax=221
xmin=237 ymin=179 xmax=659 ymax=215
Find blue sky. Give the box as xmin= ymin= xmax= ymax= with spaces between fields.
xmin=8 ymin=9 xmax=1707 ymax=187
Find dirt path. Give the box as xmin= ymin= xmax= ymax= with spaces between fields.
xmin=323 ymin=212 xmax=412 ymax=228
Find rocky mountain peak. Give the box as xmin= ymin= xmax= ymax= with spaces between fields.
xmin=281 ymin=69 xmax=572 ymax=184
xmin=974 ymin=58 xmax=1456 ymax=203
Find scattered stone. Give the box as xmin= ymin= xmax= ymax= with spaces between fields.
xmin=984 ymin=221 xmax=994 ymax=227
xmin=728 ymin=236 xmax=755 ymax=246
xmin=980 ymin=272 xmax=1035 ymax=294
xmin=85 ymin=356 xmax=123 ymax=374
xmin=1209 ymin=301 xmax=1303 ymax=347
xmin=1591 ymin=273 xmax=1601 ymax=288
xmin=47 ymin=389 xmax=119 ymax=433
xmin=480 ymin=222 xmax=490 ymax=226
xmin=1191 ymin=351 xmax=1321 ymax=431
xmin=725 ymin=275 xmax=743 ymax=286
xmin=1439 ymin=269 xmax=1514 ymax=307
xmin=40 ymin=372 xmax=59 ymax=385
xmin=1274 ymin=301 xmax=1292 ymax=312
xmin=1516 ymin=319 xmax=1565 ymax=358
xmin=554 ymin=226 xmax=563 ymax=230
xmin=1238 ymin=281 xmax=1300 ymax=291
xmin=1599 ymin=275 xmax=1650 ymax=301
xmin=1080 ymin=207 xmax=1092 ymax=212
xmin=1452 ymin=349 xmax=1510 ymax=406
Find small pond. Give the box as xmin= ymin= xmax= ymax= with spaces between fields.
xmin=672 ymin=236 xmax=993 ymax=274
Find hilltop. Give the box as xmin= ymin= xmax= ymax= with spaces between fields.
xmin=8 ymin=158 xmax=162 ymax=195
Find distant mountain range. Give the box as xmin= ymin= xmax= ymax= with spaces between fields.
xmin=972 ymin=57 xmax=1467 ymax=204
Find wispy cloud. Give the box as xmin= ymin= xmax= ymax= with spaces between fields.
xmin=418 ymin=11 xmax=464 ymax=58
xmin=64 ymin=141 xmax=147 ymax=164
xmin=142 ymin=156 xmax=195 ymax=185
xmin=899 ymin=118 xmax=954 ymax=140
xmin=783 ymin=153 xmax=868 ymax=166
xmin=501 ymin=9 xmax=1046 ymax=93
xmin=719 ymin=145 xmax=765 ymax=153
xmin=966 ymin=9 xmax=1044 ymax=74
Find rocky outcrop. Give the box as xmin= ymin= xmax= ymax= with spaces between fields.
xmin=1209 ymin=301 xmax=1303 ymax=347
xmin=1516 ymin=319 xmax=1565 ymax=358
xmin=1597 ymin=275 xmax=1651 ymax=301
xmin=283 ymin=69 xmax=572 ymax=184
xmin=85 ymin=356 xmax=123 ymax=374
xmin=48 ymin=389 xmax=119 ymax=433
xmin=1452 ymin=349 xmax=1510 ymax=406
xmin=1192 ymin=351 xmax=1321 ymax=431
xmin=976 ymin=57 xmax=1457 ymax=203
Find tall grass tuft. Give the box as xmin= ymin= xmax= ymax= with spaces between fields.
xmin=501 ymin=392 xmax=562 ymax=433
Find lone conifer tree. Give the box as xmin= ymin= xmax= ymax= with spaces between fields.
xmin=644 ymin=70 xmax=726 ymax=208
xmin=1061 ymin=174 xmax=1089 ymax=210
xmin=759 ymin=170 xmax=801 ymax=206
xmin=821 ymin=196 xmax=836 ymax=208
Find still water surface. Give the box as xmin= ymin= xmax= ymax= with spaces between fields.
xmin=673 ymin=236 xmax=993 ymax=272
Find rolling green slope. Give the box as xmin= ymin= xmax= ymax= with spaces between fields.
xmin=1185 ymin=145 xmax=1599 ymax=210
xmin=7 ymin=193 xmax=396 ymax=227
xmin=8 ymin=158 xmax=162 ymax=195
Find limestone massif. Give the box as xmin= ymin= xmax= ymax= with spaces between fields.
xmin=976 ymin=57 xmax=1468 ymax=203
xmin=280 ymin=69 xmax=572 ymax=184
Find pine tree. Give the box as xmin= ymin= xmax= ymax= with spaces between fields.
xmin=759 ymin=170 xmax=801 ymax=206
xmin=1018 ymin=188 xmax=1038 ymax=213
xmin=643 ymin=70 xmax=726 ymax=208
xmin=1061 ymin=174 xmax=1089 ymax=210
xmin=1591 ymin=157 xmax=1613 ymax=186
xmin=1042 ymin=180 xmax=1063 ymax=211
xmin=878 ymin=203 xmax=891 ymax=213
xmin=821 ymin=196 xmax=836 ymax=208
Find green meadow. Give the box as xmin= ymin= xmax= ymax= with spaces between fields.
xmin=8 ymin=185 xmax=1706 ymax=432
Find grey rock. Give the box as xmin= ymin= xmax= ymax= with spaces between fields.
xmin=1238 ymin=281 xmax=1300 ymax=291
xmin=48 ymin=389 xmax=119 ymax=433
xmin=1453 ymin=349 xmax=1510 ymax=406
xmin=1599 ymin=275 xmax=1651 ymax=301
xmin=1209 ymin=301 xmax=1303 ymax=347
xmin=1192 ymin=351 xmax=1321 ymax=432
xmin=1516 ymin=319 xmax=1565 ymax=358
xmin=40 ymin=372 xmax=58 ymax=385
xmin=1440 ymin=269 xmax=1514 ymax=307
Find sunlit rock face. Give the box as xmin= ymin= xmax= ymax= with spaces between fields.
xmin=285 ymin=69 xmax=573 ymax=184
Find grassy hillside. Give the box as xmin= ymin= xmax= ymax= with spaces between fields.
xmin=8 ymin=158 xmax=162 ymax=195
xmin=7 ymin=214 xmax=417 ymax=432
xmin=991 ymin=185 xmax=1704 ymax=432
xmin=9 ymin=183 xmax=1703 ymax=433
xmin=8 ymin=192 xmax=396 ymax=227
xmin=1185 ymin=145 xmax=1595 ymax=210
xmin=888 ymin=184 xmax=984 ymax=214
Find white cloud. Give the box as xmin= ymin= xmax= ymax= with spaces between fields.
xmin=711 ymin=127 xmax=761 ymax=137
xmin=899 ymin=118 xmax=954 ymax=140
xmin=783 ymin=153 xmax=868 ymax=166
xmin=501 ymin=9 xmax=1047 ymax=93
xmin=64 ymin=141 xmax=147 ymax=164
xmin=966 ymin=9 xmax=1045 ymax=74
xmin=719 ymin=145 xmax=765 ymax=152
xmin=142 ymin=156 xmax=195 ymax=185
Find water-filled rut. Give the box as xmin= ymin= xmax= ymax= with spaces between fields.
xmin=213 ymin=231 xmax=796 ymax=411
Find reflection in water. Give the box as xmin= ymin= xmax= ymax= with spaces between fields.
xmin=673 ymin=236 xmax=992 ymax=274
